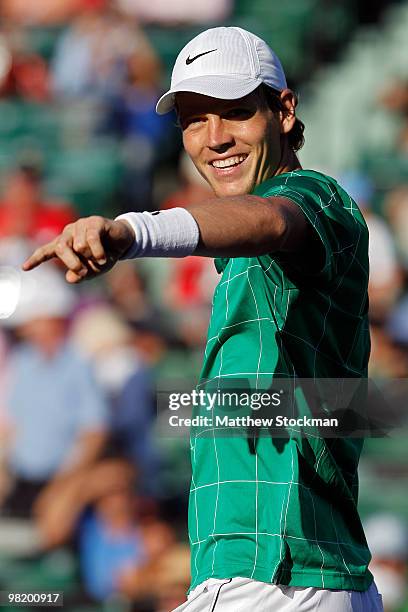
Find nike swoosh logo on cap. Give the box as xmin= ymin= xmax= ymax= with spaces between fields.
xmin=186 ymin=49 xmax=217 ymax=65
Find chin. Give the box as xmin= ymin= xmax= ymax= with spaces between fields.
xmin=212 ymin=181 xmax=252 ymax=198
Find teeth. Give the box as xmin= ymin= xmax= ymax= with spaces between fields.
xmin=212 ymin=155 xmax=247 ymax=168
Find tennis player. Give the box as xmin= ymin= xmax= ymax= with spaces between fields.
xmin=23 ymin=27 xmax=383 ymax=612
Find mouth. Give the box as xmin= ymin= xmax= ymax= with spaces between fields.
xmin=209 ymin=154 xmax=248 ymax=170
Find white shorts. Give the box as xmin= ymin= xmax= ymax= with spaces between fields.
xmin=172 ymin=577 xmax=384 ymax=612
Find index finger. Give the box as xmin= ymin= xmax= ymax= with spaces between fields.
xmin=22 ymin=241 xmax=58 ymax=271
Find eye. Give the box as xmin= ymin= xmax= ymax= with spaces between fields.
xmin=224 ymin=108 xmax=253 ymax=120
xmin=181 ymin=116 xmax=205 ymax=130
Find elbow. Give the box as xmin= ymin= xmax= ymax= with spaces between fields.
xmin=263 ymin=198 xmax=307 ymax=255
xmin=274 ymin=211 xmax=290 ymax=250
xmin=257 ymin=208 xmax=289 ymax=254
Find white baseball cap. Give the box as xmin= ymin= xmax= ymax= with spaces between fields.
xmin=156 ymin=26 xmax=287 ymax=115
xmin=3 ymin=264 xmax=76 ymax=327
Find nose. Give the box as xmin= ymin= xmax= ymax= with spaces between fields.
xmin=206 ymin=115 xmax=234 ymax=153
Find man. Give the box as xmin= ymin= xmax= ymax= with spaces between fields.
xmin=0 ymin=264 xmax=107 ymax=543
xmin=23 ymin=27 xmax=383 ymax=611
xmin=0 ymin=164 xmax=76 ymax=242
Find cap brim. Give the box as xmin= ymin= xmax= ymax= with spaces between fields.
xmin=156 ymin=74 xmax=263 ymax=115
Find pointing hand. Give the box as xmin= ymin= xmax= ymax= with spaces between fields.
xmin=22 ymin=216 xmax=135 ymax=283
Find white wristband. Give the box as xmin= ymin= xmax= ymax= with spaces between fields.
xmin=115 ymin=207 xmax=200 ymax=259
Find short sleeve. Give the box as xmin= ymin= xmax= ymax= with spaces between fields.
xmin=255 ymin=176 xmax=366 ymax=285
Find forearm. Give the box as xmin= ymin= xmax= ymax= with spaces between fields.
xmin=188 ymin=195 xmax=290 ymax=257
xmin=118 ymin=195 xmax=305 ymax=260
xmin=56 ymin=431 xmax=107 ymax=478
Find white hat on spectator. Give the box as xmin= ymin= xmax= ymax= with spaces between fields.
xmin=3 ymin=264 xmax=76 ymax=327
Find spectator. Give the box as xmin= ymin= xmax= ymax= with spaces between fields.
xmin=100 ymin=27 xmax=171 ymax=211
xmin=154 ymin=544 xmax=191 ymax=612
xmin=69 ymin=303 xmax=142 ymax=399
xmin=0 ymin=165 xmax=76 ymax=244
xmin=71 ymin=303 xmax=149 ymax=396
xmin=0 ymin=264 xmax=108 ymax=533
xmin=0 ymin=25 xmax=49 ymax=101
xmin=33 ymin=458 xmax=176 ymax=605
xmin=112 ymin=367 xmax=160 ymax=496
xmin=52 ymin=6 xmax=154 ymax=101
xmin=339 ymin=171 xmax=403 ymax=322
xmin=78 ymin=460 xmax=148 ymax=602
xmin=69 ymin=303 xmax=161 ymax=494
xmin=52 ymin=5 xmax=168 ymax=211
xmin=104 ymin=262 xmax=161 ymax=326
xmin=80 ymin=512 xmax=145 ymax=603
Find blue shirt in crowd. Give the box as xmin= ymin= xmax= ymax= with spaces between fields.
xmin=6 ymin=342 xmax=108 ymax=480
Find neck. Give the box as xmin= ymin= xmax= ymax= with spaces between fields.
xmin=275 ymin=139 xmax=302 ymax=176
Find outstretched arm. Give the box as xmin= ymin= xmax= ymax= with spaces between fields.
xmin=22 ymin=195 xmax=309 ymax=283
xmin=187 ymin=195 xmax=308 ymax=257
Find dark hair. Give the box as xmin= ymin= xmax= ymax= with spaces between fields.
xmin=17 ymin=164 xmax=42 ymax=184
xmin=258 ymin=84 xmax=305 ymax=152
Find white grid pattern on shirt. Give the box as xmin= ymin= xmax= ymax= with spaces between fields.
xmin=190 ymin=171 xmax=369 ymax=587
xmin=209 ymin=261 xmax=234 ymax=575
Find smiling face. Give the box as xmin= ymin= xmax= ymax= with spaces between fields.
xmin=177 ymin=89 xmax=286 ymax=197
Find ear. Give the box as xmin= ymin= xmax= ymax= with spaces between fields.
xmin=279 ymin=89 xmax=297 ymax=135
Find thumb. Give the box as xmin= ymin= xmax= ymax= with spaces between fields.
xmin=104 ymin=219 xmax=135 ymax=257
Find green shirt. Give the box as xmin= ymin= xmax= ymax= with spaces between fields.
xmin=189 ymin=170 xmax=372 ymax=592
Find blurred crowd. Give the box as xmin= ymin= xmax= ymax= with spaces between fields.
xmin=0 ymin=0 xmax=407 ymax=611
xmin=0 ymin=152 xmax=220 ymax=610
xmin=0 ymin=3 xmax=220 ymax=607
